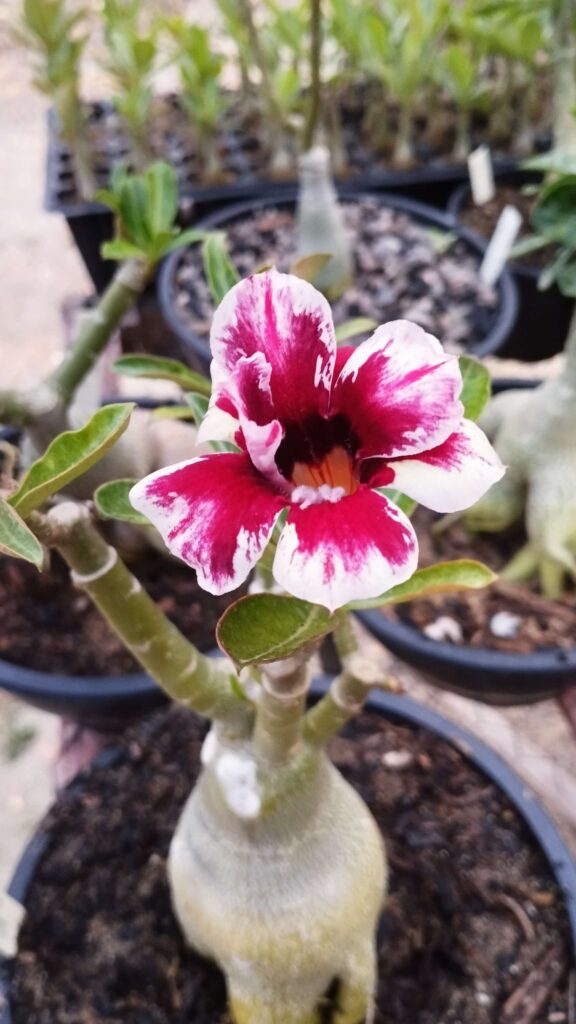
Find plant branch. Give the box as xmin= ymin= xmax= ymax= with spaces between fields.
xmin=302 ymin=654 xmax=397 ymax=748
xmin=0 ymin=391 xmax=34 ymax=428
xmin=253 ymin=655 xmax=310 ymax=763
xmin=34 ymin=502 xmax=252 ymax=733
xmin=303 ymin=0 xmax=322 ymax=151
xmin=49 ymin=260 xmax=150 ymax=407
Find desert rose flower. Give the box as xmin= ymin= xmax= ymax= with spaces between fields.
xmin=131 ymin=269 xmax=503 ymax=611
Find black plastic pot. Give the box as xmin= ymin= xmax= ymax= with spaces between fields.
xmin=158 ymin=190 xmax=519 ymax=375
xmin=0 ymin=658 xmax=167 ymax=731
xmin=447 ymin=172 xmax=574 ymax=361
xmin=46 ymin=101 xmax=521 ymax=294
xmin=357 ymin=377 xmax=576 ymax=706
xmin=1 ymin=681 xmax=575 ymax=1024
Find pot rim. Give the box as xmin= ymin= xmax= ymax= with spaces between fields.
xmin=157 ymin=188 xmax=519 ymax=368
xmin=2 ymin=680 xmax=574 ymax=1024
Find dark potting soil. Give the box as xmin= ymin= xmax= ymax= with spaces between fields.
xmin=172 ymin=201 xmax=498 ymax=354
xmin=10 ymin=704 xmax=572 ymax=1024
xmin=0 ymin=549 xmax=241 ymax=676
xmin=381 ymin=507 xmax=576 ymax=655
xmin=458 ymin=187 xmax=555 ymax=272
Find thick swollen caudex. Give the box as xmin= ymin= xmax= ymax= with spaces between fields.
xmin=169 ymin=740 xmax=386 ymax=1024
xmin=464 ymin=365 xmax=576 ymax=596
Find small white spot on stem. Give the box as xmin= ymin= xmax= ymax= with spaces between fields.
xmin=215 ymin=750 xmax=262 ymax=820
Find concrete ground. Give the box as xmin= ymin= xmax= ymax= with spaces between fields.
xmin=0 ymin=0 xmax=575 ymax=900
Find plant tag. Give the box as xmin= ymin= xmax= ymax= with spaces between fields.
xmin=468 ymin=145 xmax=495 ymax=205
xmin=479 ymin=205 xmax=522 ymax=288
xmin=0 ymin=891 xmax=24 ymax=958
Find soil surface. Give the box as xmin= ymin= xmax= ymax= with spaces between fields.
xmin=171 ymin=201 xmax=498 ymax=355
xmin=383 ymin=507 xmax=576 ymax=655
xmin=0 ymin=549 xmax=242 ymax=676
xmin=458 ymin=186 xmax=556 ymax=272
xmin=10 ymin=704 xmax=572 ymax=1024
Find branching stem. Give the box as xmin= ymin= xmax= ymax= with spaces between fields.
xmin=34 ymin=503 xmax=251 ymax=733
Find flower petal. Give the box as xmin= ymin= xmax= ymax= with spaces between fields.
xmin=332 ymin=320 xmax=463 ymax=459
xmin=210 ymin=268 xmax=337 ymax=422
xmin=273 ymin=488 xmax=418 ymax=612
xmin=130 ymin=454 xmax=286 ymax=594
xmin=385 ymin=419 xmax=505 ymax=513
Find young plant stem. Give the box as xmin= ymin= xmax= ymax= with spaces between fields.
xmin=302 ymin=0 xmax=322 ymax=151
xmin=553 ymin=0 xmax=576 ymax=154
xmin=49 ymin=260 xmax=150 ymax=407
xmin=392 ymin=101 xmax=414 ymax=167
xmin=302 ymin=653 xmax=386 ymax=748
xmin=235 ymin=0 xmax=289 ymax=169
xmin=35 ymin=502 xmax=251 ymax=733
xmin=253 ymin=655 xmax=310 ymax=763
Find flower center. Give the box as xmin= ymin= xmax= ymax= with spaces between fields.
xmin=291 ymin=446 xmax=359 ymax=509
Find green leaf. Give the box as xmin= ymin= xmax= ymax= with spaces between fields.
xmin=379 ymin=488 xmax=417 ymax=517
xmin=162 ymin=227 xmax=206 ymax=255
xmin=216 ymin=594 xmax=333 ymax=668
xmin=151 ymin=405 xmax=197 ymax=421
xmin=290 ymin=253 xmax=332 ymax=283
xmin=458 ymin=355 xmax=491 ymax=421
xmin=113 ymin=354 xmax=212 ymax=396
xmin=9 ymin=404 xmax=134 ymax=517
xmin=510 ymin=233 xmax=550 ymax=258
xmin=184 ymin=392 xmax=210 ymax=426
xmin=334 ymin=317 xmax=377 ymax=343
xmin=101 ymin=238 xmax=145 ymax=261
xmin=0 ymin=497 xmax=44 ymax=567
xmin=349 ymin=560 xmax=497 ymax=610
xmin=202 ymin=232 xmax=240 ymax=305
xmin=94 ymin=478 xmax=149 ymax=525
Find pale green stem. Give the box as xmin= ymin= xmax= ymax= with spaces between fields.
xmin=35 ymin=503 xmax=251 ymax=733
xmin=392 ymin=101 xmax=414 ymax=167
xmin=49 ymin=260 xmax=150 ymax=407
xmin=332 ymin=612 xmax=359 ymax=662
xmin=553 ymin=0 xmax=576 ymax=154
xmin=453 ymin=105 xmax=471 ymax=162
xmin=302 ymin=654 xmax=388 ymax=748
xmin=253 ymin=656 xmax=310 ymax=763
xmin=302 ymin=0 xmax=322 ymax=151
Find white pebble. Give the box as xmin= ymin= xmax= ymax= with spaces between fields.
xmin=381 ymin=750 xmax=413 ymax=770
xmin=475 ymin=992 xmax=492 ymax=1008
xmin=489 ymin=611 xmax=521 ymax=638
xmin=423 ymin=616 xmax=463 ymax=643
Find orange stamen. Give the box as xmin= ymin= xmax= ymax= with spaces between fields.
xmin=292 ymin=447 xmax=358 ymax=495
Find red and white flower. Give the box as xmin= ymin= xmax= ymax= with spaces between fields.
xmin=131 ymin=270 xmax=503 ymax=611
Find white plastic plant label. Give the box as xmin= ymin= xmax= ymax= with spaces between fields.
xmin=0 ymin=891 xmax=24 ymax=958
xmin=468 ymin=145 xmax=495 ymax=205
xmin=480 ymin=205 xmax=522 ymax=288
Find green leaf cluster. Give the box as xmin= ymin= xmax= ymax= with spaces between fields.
xmin=97 ymin=162 xmax=205 ymax=266
xmin=102 ymin=0 xmax=158 ymax=144
xmin=18 ymin=0 xmax=86 ymax=140
xmin=512 ymin=173 xmax=576 ymax=297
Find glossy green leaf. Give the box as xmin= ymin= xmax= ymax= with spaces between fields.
xmin=9 ymin=404 xmax=134 ymax=517
xmin=290 ymin=253 xmax=332 ymax=283
xmin=349 ymin=560 xmax=496 ymax=609
xmin=184 ymin=392 xmax=209 ymax=426
xmin=101 ymin=238 xmax=145 ymax=261
xmin=458 ymin=355 xmax=491 ymax=421
xmin=113 ymin=354 xmax=212 ymax=396
xmin=94 ymin=478 xmax=149 ymax=525
xmin=151 ymin=405 xmax=197 ymax=421
xmin=379 ymin=488 xmax=417 ymax=517
xmin=202 ymin=232 xmax=240 ymax=305
xmin=216 ymin=594 xmax=333 ymax=668
xmin=334 ymin=317 xmax=377 ymax=343
xmin=163 ymin=227 xmax=206 ymax=255
xmin=0 ymin=497 xmax=44 ymax=567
